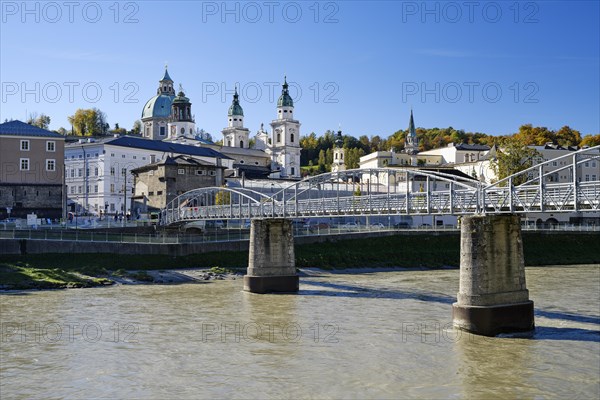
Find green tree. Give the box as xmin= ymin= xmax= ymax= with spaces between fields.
xmin=132 ymin=120 xmax=142 ymax=135
xmin=27 ymin=113 xmax=51 ymax=129
xmin=215 ymin=188 xmax=231 ymax=205
xmin=492 ymin=137 xmax=541 ymax=186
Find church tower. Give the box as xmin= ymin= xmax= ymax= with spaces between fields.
xmin=405 ymin=109 xmax=419 ymax=155
xmin=222 ymin=87 xmax=250 ymax=148
xmin=268 ymin=77 xmax=301 ymax=179
xmin=141 ymin=67 xmax=176 ymax=140
xmin=405 ymin=110 xmax=419 ymax=166
xmin=332 ymin=129 xmax=346 ymax=173
xmin=167 ymin=85 xmax=196 ymax=138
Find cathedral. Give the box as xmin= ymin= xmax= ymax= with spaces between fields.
xmin=141 ymin=67 xmax=302 ymax=180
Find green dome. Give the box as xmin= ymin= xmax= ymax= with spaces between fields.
xmin=172 ymin=91 xmax=190 ymax=104
xmin=142 ymin=94 xmax=175 ymax=119
xmin=228 ymin=88 xmax=244 ymax=116
xmin=277 ymin=77 xmax=294 ymax=108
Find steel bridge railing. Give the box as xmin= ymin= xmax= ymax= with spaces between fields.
xmin=160 ymin=146 xmax=600 ymax=226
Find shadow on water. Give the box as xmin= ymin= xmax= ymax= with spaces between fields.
xmin=532 ymin=326 xmax=600 ymax=342
xmin=300 ymin=280 xmax=600 ymax=342
xmin=300 ymin=280 xmax=455 ymax=304
xmin=535 ymin=309 xmax=600 ymax=325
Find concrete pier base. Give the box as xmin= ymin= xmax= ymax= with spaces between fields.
xmin=243 ymin=219 xmax=299 ymax=294
xmin=453 ymin=214 xmax=534 ymax=336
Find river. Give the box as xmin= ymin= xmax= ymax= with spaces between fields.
xmin=1 ymin=265 xmax=599 ymax=399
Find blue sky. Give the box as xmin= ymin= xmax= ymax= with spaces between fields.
xmin=1 ymin=1 xmax=599 ymax=139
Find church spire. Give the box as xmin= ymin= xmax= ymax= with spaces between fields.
xmin=157 ymin=66 xmax=175 ymax=96
xmin=408 ymin=109 xmax=416 ymax=138
xmin=405 ymin=109 xmax=419 ymax=155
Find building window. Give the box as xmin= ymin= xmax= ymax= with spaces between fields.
xmin=121 ymin=168 xmax=126 ymax=176
xmin=122 ymin=154 xmax=125 ymax=158
xmin=291 ymin=167 xmax=295 ymax=176
xmin=46 ymin=159 xmax=56 ymax=171
xmin=209 ymin=170 xmax=216 ymax=176
xmin=277 ymin=133 xmax=281 ymax=143
xmin=70 ymin=186 xmax=75 ymax=194
xmin=290 ymin=134 xmax=294 ymax=143
xmin=585 ymin=162 xmax=589 ymax=167
xmin=94 ymin=167 xmax=98 ymax=176
xmin=157 ymin=191 xmax=163 ymax=196
xmin=110 ymin=184 xmax=115 ymax=193
xmin=149 ymin=170 xmax=154 ymax=176
xmin=240 ymin=141 xmax=244 ymax=148
xmin=160 ymin=126 xmax=166 ymax=136
xmin=79 ymin=154 xmax=82 ymax=159
xmin=178 ymin=169 xmax=185 ymax=175
xmin=111 ymin=153 xmax=115 ymax=157
xmin=46 ymin=141 xmax=55 ymax=152
xmin=78 ymin=168 xmax=83 ymax=177
xmin=20 ymin=140 xmax=30 ymax=151
xmin=196 ymin=170 xmax=206 ymax=175
xmin=110 ymin=167 xmax=115 ymax=176
xmin=86 ymin=168 xmax=89 ymax=176
xmin=78 ymin=186 xmax=82 ymax=194
xmin=133 ymin=156 xmax=137 ymax=160
xmin=110 ymin=203 xmax=115 ymax=211
xmin=585 ymin=175 xmax=590 ymax=182
xmin=70 ymin=169 xmax=75 ymax=178
xmin=149 ymin=191 xmax=154 ymax=196
xmin=20 ymin=158 xmax=29 ymax=170
xmin=94 ymin=185 xmax=98 ymax=193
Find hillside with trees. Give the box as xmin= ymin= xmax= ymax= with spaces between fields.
xmin=299 ymin=124 xmax=597 ymax=176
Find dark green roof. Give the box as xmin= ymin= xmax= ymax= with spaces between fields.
xmin=172 ymin=90 xmax=190 ymax=104
xmin=277 ymin=76 xmax=294 ymax=107
xmin=228 ymin=88 xmax=244 ymax=116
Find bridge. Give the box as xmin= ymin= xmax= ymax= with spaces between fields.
xmin=161 ymin=146 xmax=600 ymax=224
xmin=161 ymin=146 xmax=600 ymax=337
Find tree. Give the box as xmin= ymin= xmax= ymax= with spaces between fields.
xmin=491 ymin=137 xmax=541 ymax=186
xmin=67 ymin=108 xmax=109 ymax=136
xmin=132 ymin=120 xmax=142 ymax=135
xmin=27 ymin=113 xmax=51 ymax=129
xmin=56 ymin=127 xmax=67 ymax=136
xmin=554 ymin=126 xmax=581 ymax=147
xmin=215 ymin=188 xmax=231 ymax=205
xmin=580 ymin=134 xmax=600 ymax=147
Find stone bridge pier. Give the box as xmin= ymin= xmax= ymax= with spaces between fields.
xmin=243 ymin=219 xmax=299 ymax=294
xmin=453 ymin=214 xmax=535 ymax=336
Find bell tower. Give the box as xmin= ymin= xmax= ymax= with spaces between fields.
xmin=268 ymin=77 xmax=301 ymax=179
xmin=332 ymin=129 xmax=346 ymax=173
xmin=167 ymin=85 xmax=196 ymax=138
xmin=222 ymin=86 xmax=250 ymax=148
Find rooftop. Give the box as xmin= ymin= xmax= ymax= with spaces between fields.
xmin=106 ymin=136 xmax=232 ymax=160
xmin=0 ymin=120 xmax=64 ymax=138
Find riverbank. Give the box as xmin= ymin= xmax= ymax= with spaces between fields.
xmin=1 ymin=232 xmax=598 ymax=290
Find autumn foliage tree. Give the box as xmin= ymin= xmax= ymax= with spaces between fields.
xmin=67 ymin=108 xmax=109 ymax=136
